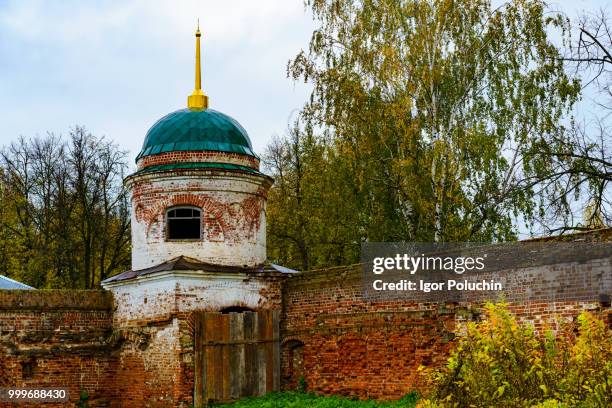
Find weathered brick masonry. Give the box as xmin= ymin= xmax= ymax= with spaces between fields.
xmin=280 ymin=265 xmax=469 ymax=400
xmin=0 ymin=275 xmax=284 ymax=408
xmin=137 ymin=151 xmax=260 ymax=171
xmin=1 ymin=238 xmax=610 ymax=406
xmin=280 ymin=250 xmax=612 ymax=400
xmin=104 ymin=268 xmax=285 ymax=407
xmin=128 ymin=169 xmax=271 ymax=271
xmin=0 ymin=288 xmax=224 ymax=408
xmin=5 ymin=27 xmax=604 ymax=406
xmin=0 ymin=290 xmax=118 ymax=407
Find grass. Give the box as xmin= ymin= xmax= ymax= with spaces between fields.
xmin=217 ymin=391 xmax=419 ymax=408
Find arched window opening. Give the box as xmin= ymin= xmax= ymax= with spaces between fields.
xmin=220 ymin=306 xmax=254 ymax=314
xmin=167 ymin=206 xmax=201 ymax=240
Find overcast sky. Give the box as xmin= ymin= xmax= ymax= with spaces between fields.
xmin=0 ymin=0 xmax=608 ymax=167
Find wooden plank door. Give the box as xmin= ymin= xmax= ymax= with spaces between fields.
xmin=194 ymin=310 xmax=280 ymax=406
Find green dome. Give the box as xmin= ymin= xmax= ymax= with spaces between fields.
xmin=136 ymin=108 xmax=256 ymax=161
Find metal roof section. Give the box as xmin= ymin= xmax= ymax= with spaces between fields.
xmin=0 ymin=274 xmax=35 ymax=290
xmin=102 ymin=255 xmax=297 ymax=284
xmin=136 ymin=108 xmax=257 ymax=161
xmin=269 ymin=263 xmax=298 ymax=274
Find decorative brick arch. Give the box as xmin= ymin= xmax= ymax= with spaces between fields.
xmin=134 ymin=192 xmax=264 ymax=242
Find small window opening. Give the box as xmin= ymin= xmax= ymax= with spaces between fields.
xmin=167 ymin=207 xmax=201 ymax=240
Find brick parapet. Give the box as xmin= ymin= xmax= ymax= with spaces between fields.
xmin=0 ymin=289 xmax=113 ymax=311
xmin=136 ymin=150 xmax=260 ymax=171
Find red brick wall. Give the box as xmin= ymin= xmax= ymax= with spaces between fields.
xmin=0 ymin=290 xmax=203 ymax=408
xmin=280 ymin=266 xmax=462 ymax=399
xmin=280 ymin=262 xmax=611 ymax=400
xmin=0 ymin=290 xmax=118 ymax=408
xmin=113 ymin=318 xmax=187 ymax=407
xmin=1 ymin=257 xmax=608 ymax=406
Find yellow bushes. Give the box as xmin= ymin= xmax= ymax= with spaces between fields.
xmin=419 ymin=303 xmax=612 ymax=408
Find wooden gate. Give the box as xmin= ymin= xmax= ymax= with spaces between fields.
xmin=194 ymin=310 xmax=280 ymax=406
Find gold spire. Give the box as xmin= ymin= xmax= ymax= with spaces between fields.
xmin=188 ymin=20 xmax=208 ymax=110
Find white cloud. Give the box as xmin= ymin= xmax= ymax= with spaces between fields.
xmin=3 ymin=0 xmax=603 ymax=166
xmin=0 ymin=0 xmax=314 ymax=163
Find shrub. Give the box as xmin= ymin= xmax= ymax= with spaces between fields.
xmin=419 ymin=303 xmax=612 ymax=408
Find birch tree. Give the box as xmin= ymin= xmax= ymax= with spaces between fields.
xmin=286 ymin=0 xmax=579 ymax=242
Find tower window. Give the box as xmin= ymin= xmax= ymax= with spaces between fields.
xmin=166 ymin=207 xmax=201 ymax=240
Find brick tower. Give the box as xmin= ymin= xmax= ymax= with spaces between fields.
xmin=100 ymin=25 xmax=288 ymax=406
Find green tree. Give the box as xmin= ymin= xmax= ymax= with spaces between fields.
xmin=0 ymin=127 xmax=130 ymax=288
xmin=266 ymin=0 xmax=580 ymax=269
xmin=264 ymin=122 xmax=361 ymax=270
